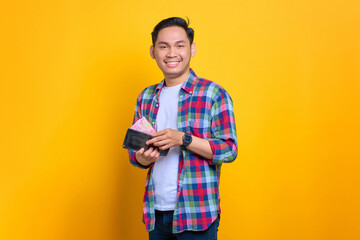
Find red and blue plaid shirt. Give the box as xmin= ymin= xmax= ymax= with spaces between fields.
xmin=129 ymin=69 xmax=237 ymax=233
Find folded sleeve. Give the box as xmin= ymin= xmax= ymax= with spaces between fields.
xmin=207 ymin=89 xmax=238 ymax=165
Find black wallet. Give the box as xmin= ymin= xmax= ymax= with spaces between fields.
xmin=122 ymin=128 xmax=169 ymax=156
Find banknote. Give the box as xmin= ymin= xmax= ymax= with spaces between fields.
xmin=130 ymin=117 xmax=155 ymax=134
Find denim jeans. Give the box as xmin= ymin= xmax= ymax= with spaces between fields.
xmin=149 ymin=210 xmax=220 ymax=240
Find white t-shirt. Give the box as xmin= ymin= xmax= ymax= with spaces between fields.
xmin=153 ymin=83 xmax=182 ymax=211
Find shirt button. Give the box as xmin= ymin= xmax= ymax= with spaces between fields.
xmin=189 ymin=91 xmax=192 ymax=94
xmin=156 ymin=104 xmax=159 ymax=107
xmin=152 ymin=122 xmax=155 ymax=125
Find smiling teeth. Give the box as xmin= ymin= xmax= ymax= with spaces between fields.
xmin=167 ymin=62 xmax=178 ymax=65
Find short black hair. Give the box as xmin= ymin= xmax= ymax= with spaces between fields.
xmin=151 ymin=17 xmax=194 ymax=46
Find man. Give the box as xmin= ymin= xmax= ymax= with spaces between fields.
xmin=128 ymin=17 xmax=237 ymax=240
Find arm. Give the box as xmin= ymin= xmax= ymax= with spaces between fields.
xmin=146 ymin=129 xmax=213 ymax=160
xmin=207 ymin=90 xmax=238 ymax=165
xmin=146 ymin=88 xmax=237 ymax=163
xmin=186 ymin=134 xmax=213 ymax=159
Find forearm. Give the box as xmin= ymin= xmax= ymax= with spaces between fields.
xmin=185 ymin=134 xmax=213 ymax=160
xmin=147 ymin=129 xmax=214 ymax=160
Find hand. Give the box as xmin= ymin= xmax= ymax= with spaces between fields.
xmin=135 ymin=147 xmax=160 ymax=166
xmin=146 ymin=128 xmax=184 ymax=150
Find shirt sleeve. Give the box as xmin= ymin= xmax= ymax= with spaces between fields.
xmin=207 ymin=89 xmax=238 ymax=165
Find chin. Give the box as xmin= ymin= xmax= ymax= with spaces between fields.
xmin=165 ymin=68 xmax=189 ymax=77
xmin=165 ymin=70 xmax=185 ymax=77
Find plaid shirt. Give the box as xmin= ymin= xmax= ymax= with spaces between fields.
xmin=128 ymin=69 xmax=237 ymax=233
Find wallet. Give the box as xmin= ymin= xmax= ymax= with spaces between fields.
xmin=122 ymin=128 xmax=169 ymax=156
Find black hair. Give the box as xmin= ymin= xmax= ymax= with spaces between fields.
xmin=151 ymin=17 xmax=194 ymax=46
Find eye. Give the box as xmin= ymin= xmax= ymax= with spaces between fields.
xmin=159 ymin=45 xmax=167 ymax=49
xmin=178 ymin=45 xmax=185 ymax=48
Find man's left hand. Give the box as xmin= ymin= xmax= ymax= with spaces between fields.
xmin=146 ymin=129 xmax=184 ymax=150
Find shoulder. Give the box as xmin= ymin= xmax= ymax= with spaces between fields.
xmin=194 ymin=77 xmax=232 ymax=101
xmin=136 ymin=83 xmax=159 ymax=101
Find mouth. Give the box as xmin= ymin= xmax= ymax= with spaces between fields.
xmin=164 ymin=60 xmax=180 ymax=68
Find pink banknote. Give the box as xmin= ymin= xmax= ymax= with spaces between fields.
xmin=130 ymin=117 xmax=156 ymax=134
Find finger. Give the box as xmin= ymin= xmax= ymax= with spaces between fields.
xmin=145 ymin=147 xmax=159 ymax=157
xmin=151 ymin=129 xmax=166 ymax=137
xmin=136 ymin=148 xmax=145 ymax=156
xmin=152 ymin=129 xmax=171 ymax=138
xmin=149 ymin=148 xmax=159 ymax=158
xmin=147 ymin=135 xmax=166 ymax=145
xmin=152 ymin=139 xmax=170 ymax=147
xmin=149 ymin=150 xmax=161 ymax=162
xmin=146 ymin=138 xmax=155 ymax=145
xmin=143 ymin=147 xmax=154 ymax=157
xmin=159 ymin=144 xmax=171 ymax=150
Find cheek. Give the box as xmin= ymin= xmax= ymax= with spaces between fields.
xmin=179 ymin=51 xmax=189 ymax=59
xmin=154 ymin=54 xmax=164 ymax=63
xmin=156 ymin=51 xmax=167 ymax=59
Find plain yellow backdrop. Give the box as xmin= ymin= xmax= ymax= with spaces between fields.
xmin=1 ymin=0 xmax=359 ymax=239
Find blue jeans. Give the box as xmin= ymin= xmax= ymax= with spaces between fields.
xmin=149 ymin=210 xmax=220 ymax=240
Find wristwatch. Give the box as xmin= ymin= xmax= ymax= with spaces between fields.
xmin=181 ymin=132 xmax=192 ymax=148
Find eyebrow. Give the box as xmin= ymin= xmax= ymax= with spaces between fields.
xmin=157 ymin=40 xmax=186 ymax=45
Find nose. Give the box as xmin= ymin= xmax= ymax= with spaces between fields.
xmin=166 ymin=47 xmax=177 ymax=58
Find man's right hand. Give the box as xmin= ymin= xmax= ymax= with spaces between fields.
xmin=135 ymin=147 xmax=160 ymax=167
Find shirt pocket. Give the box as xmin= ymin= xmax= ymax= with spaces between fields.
xmin=188 ymin=119 xmax=211 ymax=138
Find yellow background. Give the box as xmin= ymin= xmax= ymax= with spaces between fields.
xmin=1 ymin=0 xmax=359 ymax=239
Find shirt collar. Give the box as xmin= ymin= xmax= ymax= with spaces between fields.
xmin=181 ymin=68 xmax=196 ymax=95
xmin=155 ymin=68 xmax=197 ymax=95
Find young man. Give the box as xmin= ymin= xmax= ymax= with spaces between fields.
xmin=128 ymin=17 xmax=237 ymax=240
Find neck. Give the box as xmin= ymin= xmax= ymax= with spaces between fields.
xmin=164 ymin=69 xmax=191 ymax=87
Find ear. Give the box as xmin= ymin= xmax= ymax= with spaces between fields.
xmin=190 ymin=43 xmax=196 ymax=57
xmin=150 ymin=45 xmax=155 ymax=59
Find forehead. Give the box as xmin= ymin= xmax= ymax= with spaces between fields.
xmin=156 ymin=26 xmax=189 ymax=44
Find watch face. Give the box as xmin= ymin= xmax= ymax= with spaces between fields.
xmin=185 ymin=134 xmax=191 ymax=142
xmin=182 ymin=133 xmax=192 ymax=148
